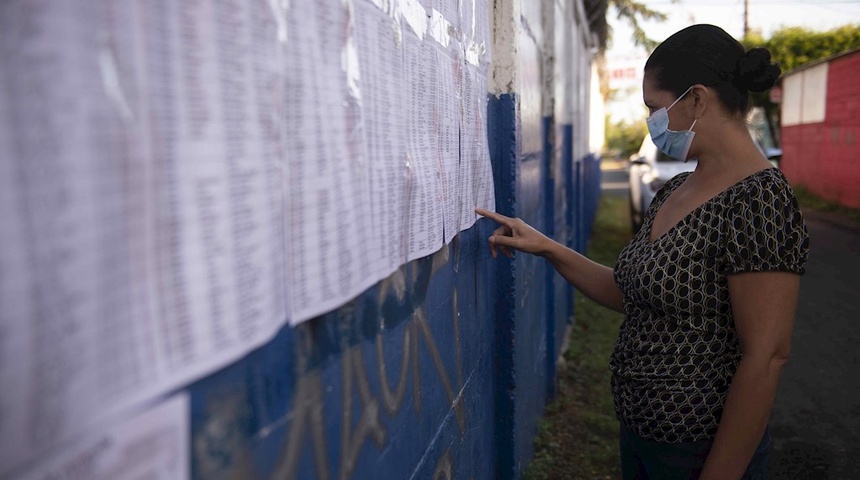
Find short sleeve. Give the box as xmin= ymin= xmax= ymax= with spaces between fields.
xmin=721 ymin=171 xmax=810 ymax=275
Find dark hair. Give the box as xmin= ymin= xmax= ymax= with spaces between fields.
xmin=644 ymin=24 xmax=781 ymax=117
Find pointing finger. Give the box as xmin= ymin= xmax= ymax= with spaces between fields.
xmin=475 ymin=208 xmax=514 ymax=227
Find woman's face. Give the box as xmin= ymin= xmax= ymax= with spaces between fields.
xmin=642 ymin=73 xmax=692 ymax=131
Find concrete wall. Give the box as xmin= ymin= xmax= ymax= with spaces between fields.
xmin=188 ymin=233 xmax=500 ymax=479
xmin=487 ymin=0 xmax=600 ymax=477
xmin=0 ymin=0 xmax=601 ymax=479
xmin=184 ymin=2 xmax=599 ymax=479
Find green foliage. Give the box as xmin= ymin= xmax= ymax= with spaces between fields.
xmin=743 ymin=24 xmax=860 ymax=73
xmin=605 ymin=118 xmax=646 ymax=158
xmin=794 ymin=186 xmax=860 ymax=222
xmin=742 ymin=24 xmax=860 ymax=144
xmin=585 ymin=0 xmax=672 ymax=52
xmin=611 ymin=0 xmax=668 ymax=51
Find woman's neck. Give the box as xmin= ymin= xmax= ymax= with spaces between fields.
xmin=693 ymin=121 xmax=771 ymax=180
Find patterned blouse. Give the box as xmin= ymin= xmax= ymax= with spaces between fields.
xmin=611 ymin=168 xmax=810 ymax=443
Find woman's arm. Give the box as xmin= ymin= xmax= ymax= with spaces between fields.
xmin=476 ymin=208 xmax=625 ymax=313
xmin=699 ymin=270 xmax=801 ymax=480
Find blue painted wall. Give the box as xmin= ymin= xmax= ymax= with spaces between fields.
xmin=189 ymin=227 xmax=500 ymax=479
xmin=182 ymin=101 xmax=601 ymax=480
xmin=183 ymin=0 xmax=603 ymax=478
xmin=0 ymin=0 xmax=605 ymax=478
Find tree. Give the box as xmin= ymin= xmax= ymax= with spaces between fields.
xmin=745 ymin=25 xmax=860 ymax=73
xmin=610 ymin=0 xmax=669 ymax=51
xmin=583 ymin=0 xmax=671 ymax=52
xmin=743 ymin=24 xmax=860 ymax=145
xmin=585 ymin=0 xmax=671 ymax=106
xmin=605 ymin=118 xmax=647 ymax=158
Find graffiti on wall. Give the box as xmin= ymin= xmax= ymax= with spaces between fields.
xmin=193 ymin=242 xmax=478 ymax=479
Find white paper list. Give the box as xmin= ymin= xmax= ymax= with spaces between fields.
xmin=0 ymin=0 xmax=497 ymax=476
xmin=1 ymin=4 xmax=112 ymax=472
xmin=0 ymin=1 xmax=289 ymax=474
xmin=436 ymin=44 xmax=464 ymax=244
xmin=282 ymin=0 xmax=377 ymax=323
xmin=19 ymin=394 xmax=190 ymax=480
xmin=403 ymin=23 xmax=445 ymax=261
xmin=141 ymin=0 xmax=288 ymax=391
xmin=461 ymin=62 xmax=496 ymax=230
xmin=354 ymin=1 xmax=409 ymax=278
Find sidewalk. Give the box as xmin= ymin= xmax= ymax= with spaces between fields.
xmin=600 ymin=157 xmax=628 ymax=171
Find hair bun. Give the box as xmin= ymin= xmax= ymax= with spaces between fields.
xmin=737 ymin=48 xmax=781 ymax=93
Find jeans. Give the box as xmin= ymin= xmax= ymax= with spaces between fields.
xmin=619 ymin=424 xmax=772 ymax=480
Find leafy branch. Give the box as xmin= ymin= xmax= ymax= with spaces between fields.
xmin=612 ymin=0 xmax=668 ymax=51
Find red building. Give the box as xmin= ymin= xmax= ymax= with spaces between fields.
xmin=780 ymin=48 xmax=860 ymax=208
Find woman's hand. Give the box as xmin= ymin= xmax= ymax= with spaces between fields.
xmin=475 ymin=208 xmax=553 ymax=259
xmin=476 ymin=208 xmax=625 ymax=312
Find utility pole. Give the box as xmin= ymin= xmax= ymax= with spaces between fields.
xmin=744 ymin=0 xmax=750 ymax=38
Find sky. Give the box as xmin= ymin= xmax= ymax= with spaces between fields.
xmin=604 ymin=0 xmax=860 ymax=123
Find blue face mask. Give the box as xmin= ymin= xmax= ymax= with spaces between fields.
xmin=646 ymin=86 xmax=698 ymax=162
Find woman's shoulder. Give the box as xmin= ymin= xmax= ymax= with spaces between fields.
xmin=741 ymin=167 xmax=789 ymax=187
xmin=729 ymin=167 xmax=797 ymax=205
xmin=721 ymin=167 xmax=810 ymax=274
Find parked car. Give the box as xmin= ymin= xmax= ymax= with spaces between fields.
xmin=628 ymin=135 xmax=696 ymax=234
xmin=748 ymin=106 xmax=781 ymax=166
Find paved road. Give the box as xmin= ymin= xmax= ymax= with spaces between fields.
xmin=600 ymin=163 xmax=860 ymax=478
xmin=769 ymin=212 xmax=860 ymax=479
xmin=600 ymin=163 xmax=630 ymax=201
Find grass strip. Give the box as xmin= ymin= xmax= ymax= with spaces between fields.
xmin=794 ymin=186 xmax=860 ymax=221
xmin=524 ymin=194 xmax=632 ymax=480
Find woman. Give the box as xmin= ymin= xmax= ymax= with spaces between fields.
xmin=476 ymin=24 xmax=809 ymax=479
